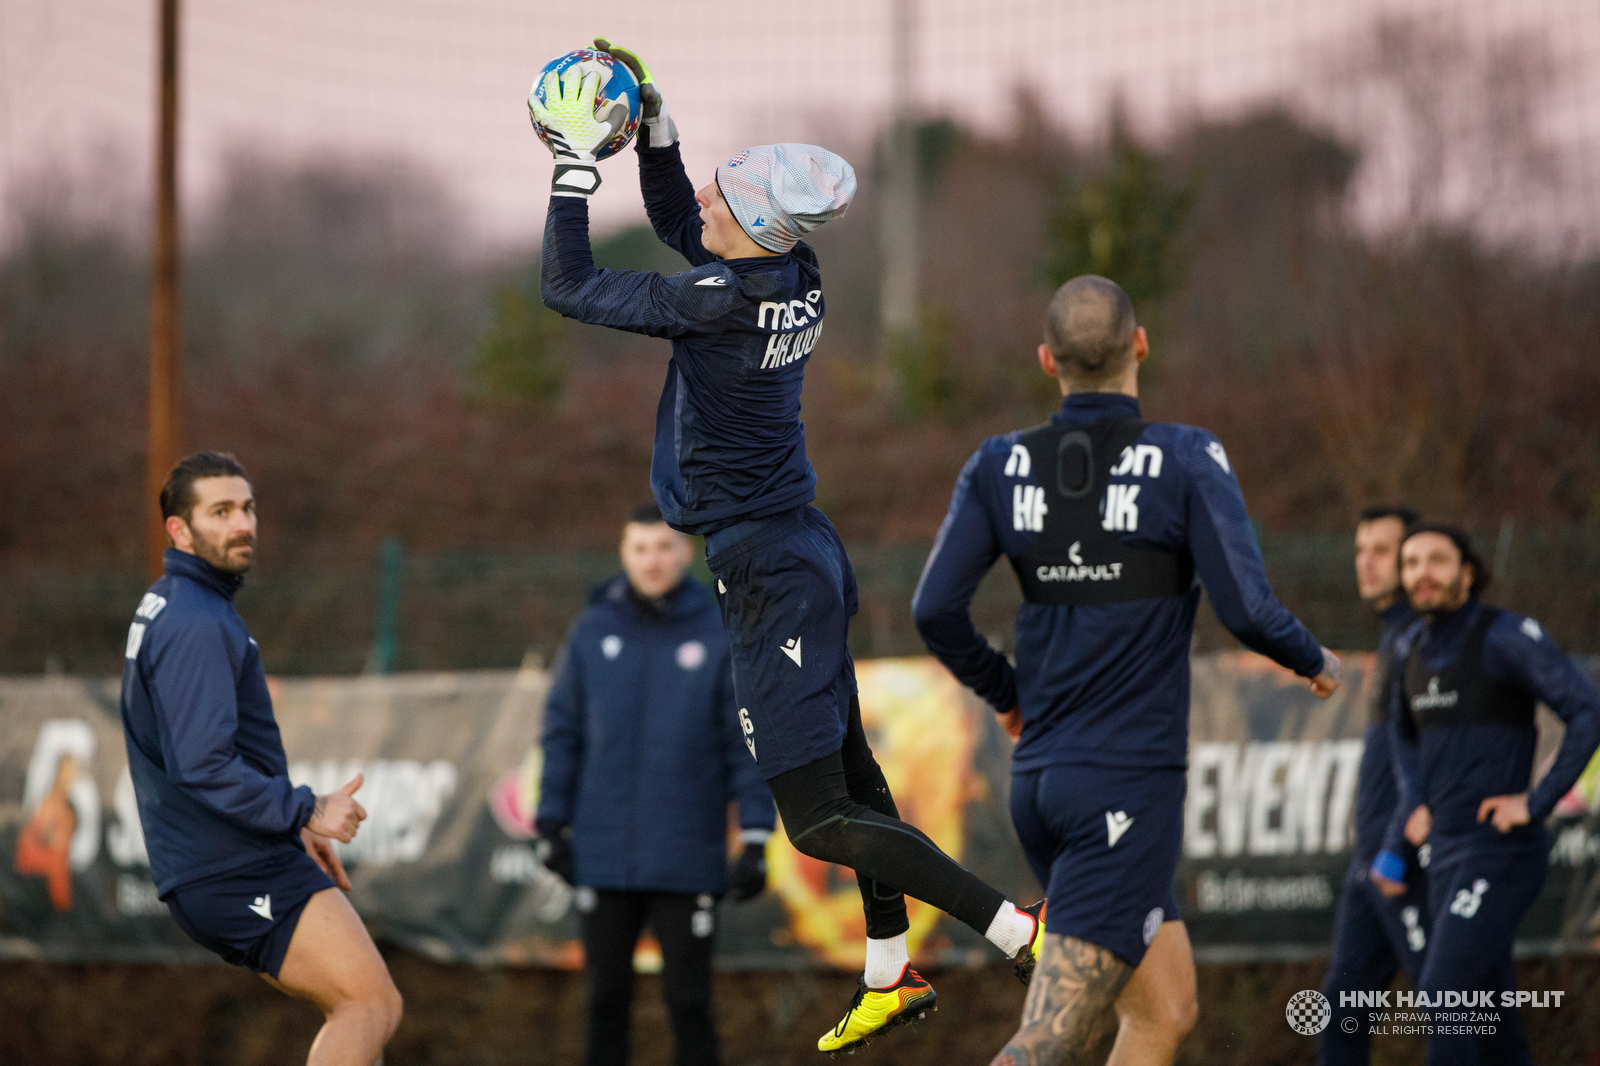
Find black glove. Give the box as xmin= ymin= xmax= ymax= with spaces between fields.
xmin=534 ymin=820 xmax=575 ymax=886
xmin=728 ymin=841 xmax=768 ymax=902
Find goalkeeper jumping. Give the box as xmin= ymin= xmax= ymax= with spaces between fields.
xmin=530 ymin=40 xmax=1044 ymax=1055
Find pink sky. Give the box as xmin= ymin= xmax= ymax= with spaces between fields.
xmin=1 ymin=0 xmax=1595 ymax=250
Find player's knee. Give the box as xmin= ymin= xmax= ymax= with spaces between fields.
xmin=380 ymin=981 xmax=404 ymax=1039
xmin=1118 ymin=981 xmax=1196 ymax=1043
xmin=351 ymin=967 xmax=403 ymax=1037
xmin=787 ymin=815 xmax=849 ymax=864
xmin=1170 ymin=986 xmax=1198 ymax=1038
xmin=787 ymin=816 xmax=838 ymax=857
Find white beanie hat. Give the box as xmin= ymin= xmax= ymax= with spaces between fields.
xmin=716 ymin=144 xmax=857 ymax=253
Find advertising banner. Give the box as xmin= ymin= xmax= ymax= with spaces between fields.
xmin=3 ymin=654 xmax=1598 ymax=968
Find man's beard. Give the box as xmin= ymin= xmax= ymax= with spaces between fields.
xmin=1413 ymin=573 xmax=1465 ymax=616
xmin=194 ymin=529 xmax=255 ymax=574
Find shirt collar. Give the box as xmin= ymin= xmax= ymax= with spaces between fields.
xmin=625 ymin=578 xmax=689 ymax=619
xmin=1422 ymin=596 xmax=1480 ymax=640
xmin=1379 ymin=599 xmax=1414 ymax=627
xmin=163 ymin=547 xmax=245 ymax=600
xmin=1050 ymin=391 xmax=1142 ymax=427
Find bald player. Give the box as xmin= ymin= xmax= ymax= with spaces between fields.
xmin=914 ymin=275 xmax=1340 ymax=1065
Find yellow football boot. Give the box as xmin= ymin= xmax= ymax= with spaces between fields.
xmin=1014 ymin=899 xmax=1047 ymax=985
xmin=817 ymin=965 xmax=937 ymax=1055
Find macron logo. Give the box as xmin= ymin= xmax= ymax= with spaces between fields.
xmin=1106 ymin=811 xmax=1134 ymax=848
xmin=781 ymin=637 xmax=803 ymax=668
xmin=694 ymin=276 xmax=728 ymax=287
xmin=249 ymin=894 xmax=273 ymax=920
xmin=1205 ymin=440 xmax=1231 ymax=473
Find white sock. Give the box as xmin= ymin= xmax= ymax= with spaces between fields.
xmin=984 ymin=901 xmax=1035 ymax=958
xmin=864 ymin=933 xmax=910 ymax=988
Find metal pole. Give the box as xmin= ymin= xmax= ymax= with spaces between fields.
xmin=878 ymin=0 xmax=919 ymax=357
xmin=146 ymin=0 xmax=181 ymax=580
xmin=365 ymin=534 xmax=404 ymax=675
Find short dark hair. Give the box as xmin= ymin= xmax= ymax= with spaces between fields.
xmin=160 ymin=452 xmax=249 ymax=523
xmin=1357 ymin=504 xmax=1419 ymax=528
xmin=626 ymin=501 xmax=665 ymax=526
xmin=1043 ymin=275 xmax=1138 ymax=386
xmin=1401 ymin=522 xmax=1492 ymax=597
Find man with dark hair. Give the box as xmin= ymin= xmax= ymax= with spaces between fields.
xmin=914 ymin=274 xmax=1340 ymax=1066
xmin=1320 ymin=504 xmax=1426 ymax=1065
xmin=527 ymin=41 xmax=1045 ymax=1053
xmin=535 ymin=503 xmax=775 ymax=1066
xmin=1375 ymin=524 xmax=1600 ymax=1065
xmin=121 ymin=452 xmax=402 ymax=1066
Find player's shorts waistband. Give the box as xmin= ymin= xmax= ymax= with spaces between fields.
xmin=704 ymin=506 xmax=807 ymax=559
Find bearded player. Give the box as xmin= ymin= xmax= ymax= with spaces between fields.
xmin=529 ymin=40 xmax=1044 ymax=1054
xmin=121 ymin=453 xmax=401 ymax=1065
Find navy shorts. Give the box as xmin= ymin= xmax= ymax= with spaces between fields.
xmin=1010 ymin=762 xmax=1183 ymax=967
xmin=706 ymin=506 xmax=858 ymax=780
xmin=165 ymin=844 xmax=335 ymax=978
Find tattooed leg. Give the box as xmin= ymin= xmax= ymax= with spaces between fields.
xmin=989 ymin=933 xmax=1133 ymax=1066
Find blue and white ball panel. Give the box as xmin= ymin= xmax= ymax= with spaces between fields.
xmin=1010 ymin=763 xmax=1184 ymax=967
xmin=528 ymin=48 xmax=642 ymax=160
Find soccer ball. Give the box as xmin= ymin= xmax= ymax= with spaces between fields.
xmin=528 ymin=48 xmax=642 ymax=161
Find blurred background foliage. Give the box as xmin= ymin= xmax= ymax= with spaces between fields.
xmin=3 ymin=15 xmax=1598 ymax=673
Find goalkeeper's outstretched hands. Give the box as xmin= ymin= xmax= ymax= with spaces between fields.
xmin=594 ymin=37 xmax=677 ymax=148
xmin=527 ymin=63 xmax=630 ymax=197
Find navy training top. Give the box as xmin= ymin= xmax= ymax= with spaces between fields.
xmin=1386 ymin=596 xmax=1600 ymax=869
xmin=912 ymin=392 xmax=1325 ymax=772
xmin=119 ymin=549 xmax=316 ymax=896
xmin=536 ymin=574 xmax=776 ymax=895
xmin=1351 ymin=600 xmax=1420 ymax=866
xmin=540 ymin=142 xmax=826 ymax=536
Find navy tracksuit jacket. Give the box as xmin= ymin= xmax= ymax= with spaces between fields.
xmin=913 ymin=392 xmax=1324 ymax=963
xmin=1388 ymin=598 xmax=1600 ymax=869
xmin=536 ymin=575 xmax=775 ymax=896
xmin=541 ymin=143 xmax=824 ymax=537
xmin=119 ymin=549 xmax=316 ymax=896
xmin=1388 ymin=597 xmax=1600 ymax=1066
xmin=913 ymin=391 xmax=1325 ymax=772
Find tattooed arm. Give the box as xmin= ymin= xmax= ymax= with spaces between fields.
xmin=991 ymin=934 xmax=1134 ymax=1066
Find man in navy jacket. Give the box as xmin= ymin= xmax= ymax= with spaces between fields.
xmin=536 ymin=504 xmax=775 ymax=1066
xmin=120 ymin=452 xmax=401 ymax=1065
xmin=1320 ymin=506 xmax=1427 ymax=1065
xmin=1374 ymin=525 xmax=1600 ymax=1065
xmin=913 ymin=276 xmax=1339 ymax=1066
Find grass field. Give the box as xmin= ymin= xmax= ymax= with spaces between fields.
xmin=5 ymin=953 xmax=1600 ymax=1065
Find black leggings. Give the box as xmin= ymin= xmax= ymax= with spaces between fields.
xmin=766 ymin=696 xmax=1006 ymax=939
xmin=580 ymin=890 xmax=719 ymax=1066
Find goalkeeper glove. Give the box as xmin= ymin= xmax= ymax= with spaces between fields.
xmin=594 ymin=37 xmax=677 ymax=148
xmin=728 ymin=840 xmax=768 ymax=902
xmin=527 ymin=64 xmax=629 ymax=196
xmin=533 ymin=820 xmax=576 ymax=885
